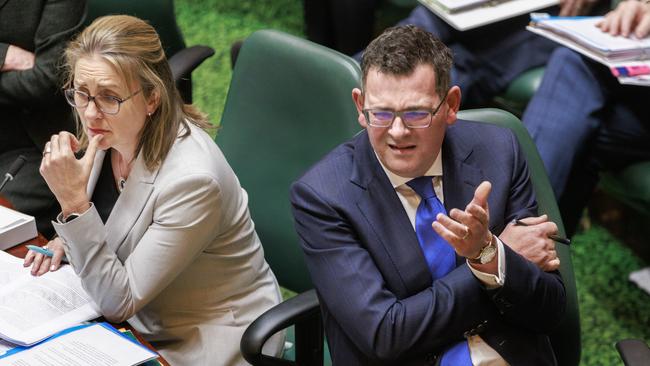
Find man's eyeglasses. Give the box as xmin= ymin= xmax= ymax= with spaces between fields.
xmin=362 ymin=91 xmax=449 ymax=129
xmin=63 ymin=88 xmax=142 ymax=115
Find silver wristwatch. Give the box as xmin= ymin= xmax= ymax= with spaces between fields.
xmin=468 ymin=235 xmax=497 ymax=264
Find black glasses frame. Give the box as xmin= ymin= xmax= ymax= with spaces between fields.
xmin=63 ymin=88 xmax=142 ymax=115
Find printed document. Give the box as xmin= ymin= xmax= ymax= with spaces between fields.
xmin=0 ymin=323 xmax=157 ymax=366
xmin=0 ymin=251 xmax=100 ymax=346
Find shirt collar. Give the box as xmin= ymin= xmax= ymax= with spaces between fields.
xmin=376 ymin=151 xmax=443 ymax=189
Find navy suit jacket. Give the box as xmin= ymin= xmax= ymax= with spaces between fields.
xmin=290 ymin=120 xmax=566 ymax=365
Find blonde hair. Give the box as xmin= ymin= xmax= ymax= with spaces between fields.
xmin=63 ymin=15 xmax=212 ymax=170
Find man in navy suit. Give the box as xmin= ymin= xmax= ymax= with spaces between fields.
xmin=291 ymin=25 xmax=566 ymax=365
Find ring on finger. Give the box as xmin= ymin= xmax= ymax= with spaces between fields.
xmin=43 ymin=143 xmax=52 ymax=156
xmin=461 ymin=226 xmax=470 ymax=240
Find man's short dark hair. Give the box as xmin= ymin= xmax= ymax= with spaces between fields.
xmin=361 ymin=25 xmax=453 ymax=95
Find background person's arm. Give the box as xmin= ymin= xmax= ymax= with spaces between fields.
xmin=1 ymin=45 xmax=35 ymax=72
xmin=0 ymin=0 xmax=85 ymax=106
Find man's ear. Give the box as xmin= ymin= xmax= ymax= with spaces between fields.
xmin=443 ymin=85 xmax=461 ymax=125
xmin=352 ymin=88 xmax=368 ymax=128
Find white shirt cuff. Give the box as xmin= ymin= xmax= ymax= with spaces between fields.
xmin=467 ymin=237 xmax=506 ymax=288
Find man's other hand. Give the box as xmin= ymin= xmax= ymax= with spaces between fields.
xmin=499 ymin=215 xmax=560 ymax=272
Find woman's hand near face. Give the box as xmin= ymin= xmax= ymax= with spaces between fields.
xmin=40 ymin=132 xmax=102 ymax=216
xmin=598 ymin=0 xmax=650 ymax=38
xmin=24 ymin=237 xmax=66 ymax=276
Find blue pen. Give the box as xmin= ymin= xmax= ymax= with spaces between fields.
xmin=26 ymin=245 xmax=69 ymax=263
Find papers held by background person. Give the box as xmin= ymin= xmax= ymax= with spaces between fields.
xmin=0 ymin=323 xmax=157 ymax=366
xmin=527 ymin=14 xmax=650 ymax=86
xmin=0 ymin=250 xmax=100 ymax=346
xmin=528 ymin=15 xmax=650 ymax=62
xmin=418 ymin=0 xmax=558 ymax=31
xmin=0 ymin=207 xmax=36 ymax=251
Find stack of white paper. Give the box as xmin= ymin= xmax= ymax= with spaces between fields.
xmin=0 ymin=206 xmax=36 ymax=250
xmin=528 ymin=16 xmax=650 ymax=62
xmin=0 ymin=323 xmax=157 ymax=366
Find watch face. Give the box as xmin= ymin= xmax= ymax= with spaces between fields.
xmin=480 ymin=244 xmax=497 ymax=264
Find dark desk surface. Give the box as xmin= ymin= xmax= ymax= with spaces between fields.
xmin=0 ymin=196 xmax=170 ymax=366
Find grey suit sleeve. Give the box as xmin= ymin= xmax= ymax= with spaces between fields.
xmin=53 ymin=173 xmax=222 ymax=322
xmin=0 ymin=0 xmax=85 ymax=106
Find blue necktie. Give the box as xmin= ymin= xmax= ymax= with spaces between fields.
xmin=406 ymin=176 xmax=472 ymax=366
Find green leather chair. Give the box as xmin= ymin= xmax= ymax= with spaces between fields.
xmin=219 ymin=27 xmax=584 ymax=365
xmin=85 ymin=0 xmax=214 ymax=104
xmin=459 ymin=110 xmax=649 ymax=366
xmin=458 ymin=109 xmax=581 ymax=366
xmin=217 ymin=29 xmax=361 ymax=366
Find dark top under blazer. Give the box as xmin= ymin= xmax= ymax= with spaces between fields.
xmin=290 ymin=120 xmax=566 ymax=365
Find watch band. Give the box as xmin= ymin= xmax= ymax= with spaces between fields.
xmin=63 ymin=213 xmax=81 ymax=223
xmin=56 ymin=202 xmax=93 ymax=224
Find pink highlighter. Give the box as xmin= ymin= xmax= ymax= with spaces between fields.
xmin=611 ymin=65 xmax=650 ymax=77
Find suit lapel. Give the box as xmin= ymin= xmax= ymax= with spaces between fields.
xmin=441 ymin=124 xmax=484 ymax=266
xmin=441 ymin=124 xmax=483 ymax=214
xmin=104 ymin=152 xmax=158 ymax=253
xmin=351 ymin=132 xmax=432 ymax=293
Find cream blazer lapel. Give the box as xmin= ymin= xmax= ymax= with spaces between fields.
xmin=86 ymin=149 xmax=159 ymax=254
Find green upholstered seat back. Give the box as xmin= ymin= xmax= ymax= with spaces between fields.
xmin=217 ymin=30 xmax=361 ymax=293
xmin=600 ymin=163 xmax=650 ymax=217
xmin=458 ymin=108 xmax=581 ymax=366
xmin=85 ymin=0 xmax=186 ymax=58
xmin=493 ymin=67 xmax=545 ymax=117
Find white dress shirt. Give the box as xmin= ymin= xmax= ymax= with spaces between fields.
xmin=377 ymin=151 xmax=509 ymax=366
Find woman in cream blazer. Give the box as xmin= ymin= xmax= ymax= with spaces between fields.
xmin=25 ymin=15 xmax=283 ymax=365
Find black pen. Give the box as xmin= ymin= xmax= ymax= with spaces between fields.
xmin=513 ymin=219 xmax=571 ymax=245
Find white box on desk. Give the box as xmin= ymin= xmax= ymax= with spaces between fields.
xmin=0 ymin=206 xmax=37 ymax=250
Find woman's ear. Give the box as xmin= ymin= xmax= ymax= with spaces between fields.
xmin=146 ymin=89 xmax=161 ymax=115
